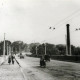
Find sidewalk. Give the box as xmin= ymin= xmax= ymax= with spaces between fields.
xmin=0 ymin=59 xmax=24 ymax=80
xmin=0 ymin=56 xmax=8 ymax=65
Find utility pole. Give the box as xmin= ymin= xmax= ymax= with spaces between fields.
xmin=66 ymin=24 xmax=71 ymax=55
xmin=3 ymin=33 xmax=5 ymax=57
xmin=45 ymin=43 xmax=46 ymax=55
xmin=9 ymin=45 xmax=11 ymax=55
xmin=36 ymin=46 xmax=37 ymax=56
xmin=7 ymin=42 xmax=8 ymax=55
xmin=19 ymin=45 xmax=21 ymax=53
xmin=65 ymin=35 xmax=68 ymax=55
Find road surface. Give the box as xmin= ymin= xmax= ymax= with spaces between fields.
xmin=17 ymin=55 xmax=80 ymax=80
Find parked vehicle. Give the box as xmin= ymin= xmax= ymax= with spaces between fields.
xmin=20 ymin=53 xmax=24 ymax=59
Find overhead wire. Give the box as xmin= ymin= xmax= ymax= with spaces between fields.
xmin=49 ymin=8 xmax=80 ymax=45
xmin=49 ymin=8 xmax=80 ymax=36
xmin=49 ymin=8 xmax=80 ymax=31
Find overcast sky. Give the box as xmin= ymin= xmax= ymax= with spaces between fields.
xmin=0 ymin=0 xmax=80 ymax=46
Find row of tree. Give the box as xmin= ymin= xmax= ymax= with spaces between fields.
xmin=0 ymin=40 xmax=11 ymax=55
xmin=30 ymin=43 xmax=80 ymax=56
xmin=0 ymin=40 xmax=28 ymax=55
xmin=0 ymin=40 xmax=80 ymax=56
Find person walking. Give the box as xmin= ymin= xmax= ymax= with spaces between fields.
xmin=8 ymin=54 xmax=11 ymax=65
xmin=40 ymin=55 xmax=46 ymax=67
xmin=11 ymin=54 xmax=15 ymax=64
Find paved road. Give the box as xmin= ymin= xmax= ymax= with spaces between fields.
xmin=16 ymin=56 xmax=80 ymax=80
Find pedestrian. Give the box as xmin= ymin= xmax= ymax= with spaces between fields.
xmin=40 ymin=55 xmax=46 ymax=67
xmin=8 ymin=54 xmax=11 ymax=65
xmin=11 ymin=54 xmax=15 ymax=64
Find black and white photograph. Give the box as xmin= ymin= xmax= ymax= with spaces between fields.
xmin=0 ymin=0 xmax=80 ymax=80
